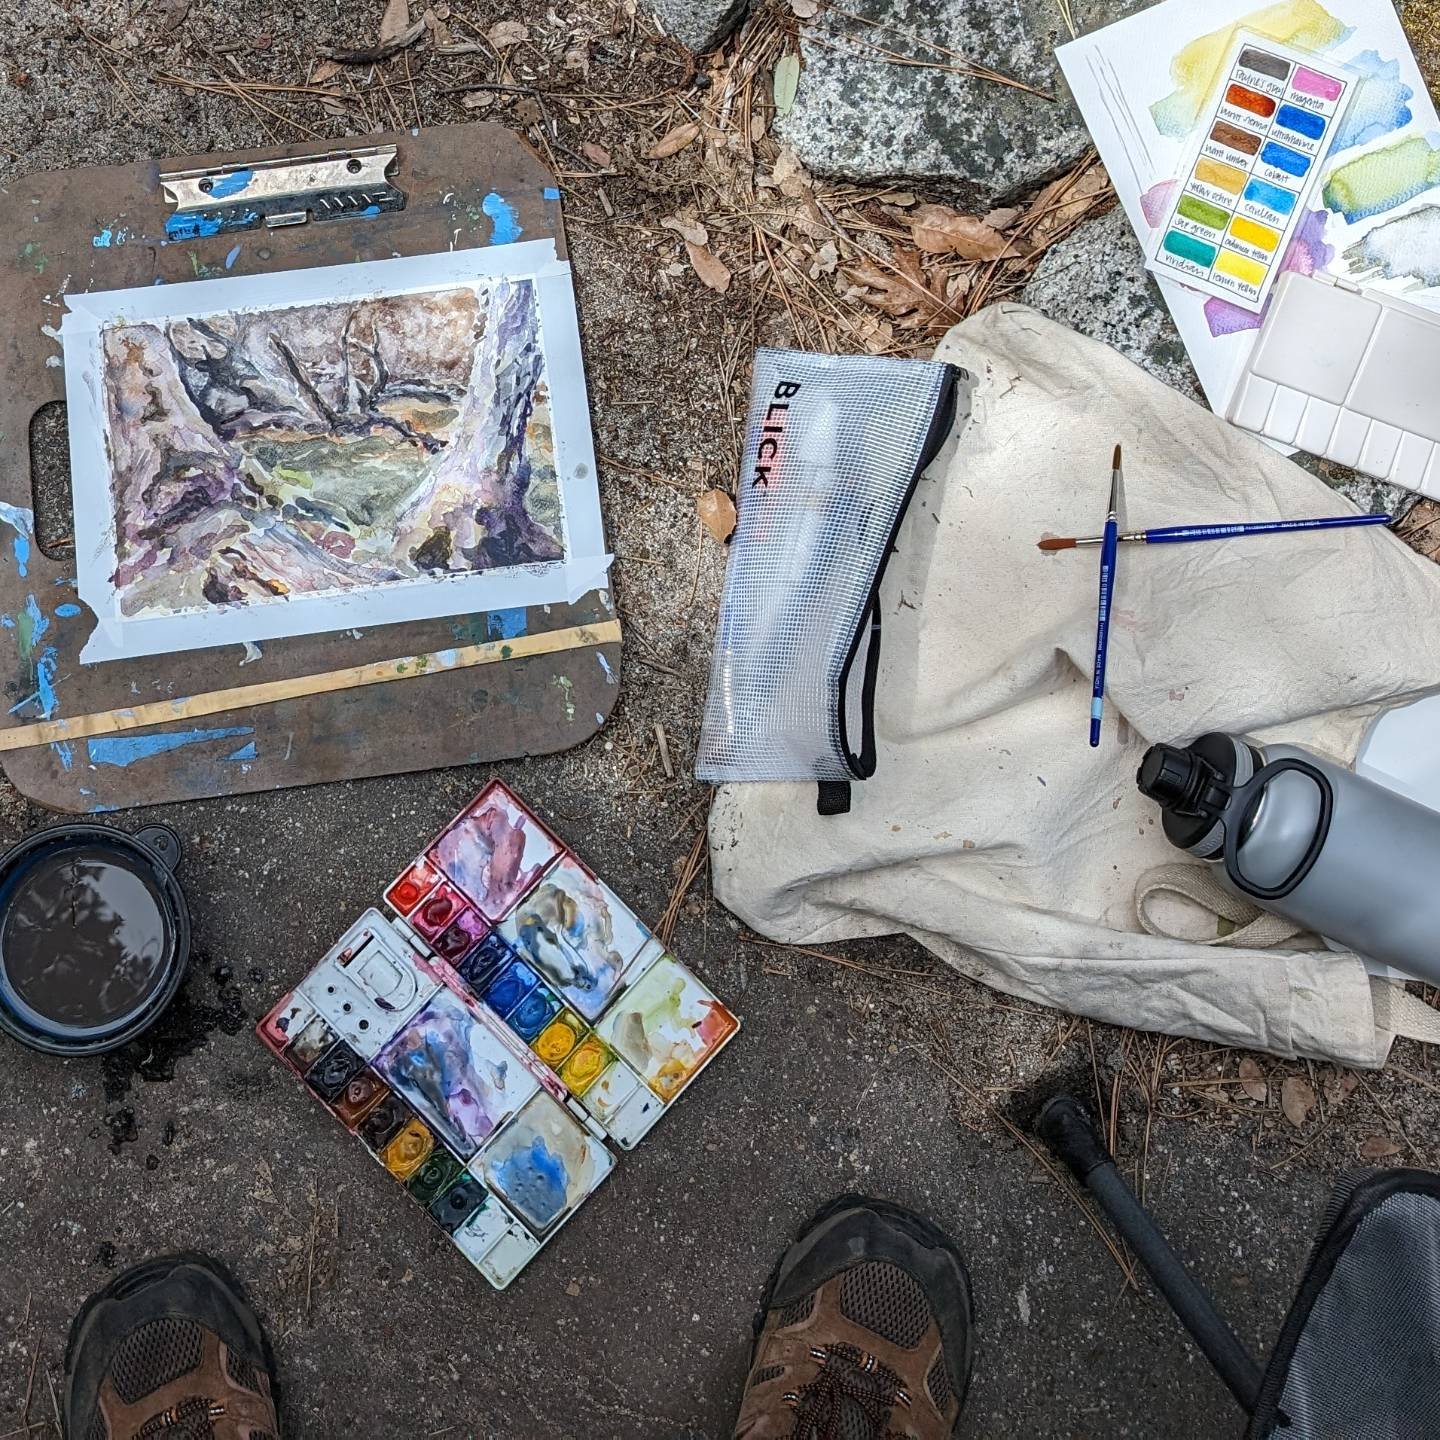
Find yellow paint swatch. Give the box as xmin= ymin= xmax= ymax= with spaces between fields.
xmin=1228 ymin=215 xmax=1281 ymax=251
xmin=1216 ymin=249 xmax=1267 ymax=286
xmin=1194 ymin=157 xmax=1247 ymax=194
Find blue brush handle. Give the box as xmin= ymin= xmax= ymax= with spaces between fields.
xmin=1142 ymin=514 xmax=1391 ymax=543
xmin=1090 ymin=517 xmax=1118 ymax=747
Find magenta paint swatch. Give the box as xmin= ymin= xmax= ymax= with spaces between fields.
xmin=1292 ymin=66 xmax=1345 ymax=102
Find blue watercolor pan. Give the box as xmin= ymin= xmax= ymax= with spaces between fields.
xmin=458 ymin=933 xmax=515 ymax=998
xmin=483 ymin=958 xmax=539 ymax=1018
xmin=507 ymin=982 xmax=561 ymax=1040
xmin=1242 ymin=177 xmax=1297 ymax=217
xmin=1259 ymin=139 xmax=1309 ymax=177
xmin=1274 ymin=103 xmax=1326 ymax=141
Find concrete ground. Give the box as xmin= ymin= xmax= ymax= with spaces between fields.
xmin=2 ymin=3 xmax=1439 ymax=1438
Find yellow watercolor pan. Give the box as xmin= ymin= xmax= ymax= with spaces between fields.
xmin=1215 ymin=249 xmax=1268 ymax=286
xmin=1193 ymin=157 xmax=1247 ymax=194
xmin=1228 ymin=215 xmax=1281 ymax=252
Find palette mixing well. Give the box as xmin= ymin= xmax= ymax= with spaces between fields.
xmin=259 ymin=779 xmax=739 ymax=1290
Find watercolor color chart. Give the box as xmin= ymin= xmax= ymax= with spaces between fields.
xmin=258 ymin=780 xmax=739 ymax=1290
xmin=1148 ymin=37 xmax=1352 ymax=310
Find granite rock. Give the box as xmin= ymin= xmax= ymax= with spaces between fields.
xmin=1021 ymin=203 xmax=1201 ymax=399
xmin=646 ymin=0 xmax=750 ymax=52
xmin=774 ymin=0 xmax=1152 ymax=206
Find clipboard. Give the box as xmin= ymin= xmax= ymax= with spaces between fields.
xmin=0 ymin=124 xmax=621 ymax=813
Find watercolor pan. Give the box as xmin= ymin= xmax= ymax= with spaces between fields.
xmin=259 ymin=777 xmax=739 ymax=1289
xmin=496 ymin=855 xmax=651 ymax=1022
xmin=1147 ymin=33 xmax=1351 ymax=313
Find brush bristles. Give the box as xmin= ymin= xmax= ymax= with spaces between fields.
xmin=1037 ymin=536 xmax=1076 ymax=551
xmin=1112 ymin=443 xmax=1122 ymax=469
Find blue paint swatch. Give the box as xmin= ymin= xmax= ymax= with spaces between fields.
xmin=1260 ymin=140 xmax=1310 ymax=177
xmin=483 ymin=958 xmax=539 ymax=1017
xmin=208 ymin=168 xmax=254 ymax=199
xmin=1275 ymin=103 xmax=1326 ymax=141
xmin=1243 ymin=177 xmax=1298 ymax=216
xmin=1162 ymin=230 xmax=1218 ymax=267
xmin=87 ymin=725 xmax=252 ymax=768
xmin=481 ymin=191 xmax=522 ymax=245
xmin=485 ymin=608 xmax=527 ymax=641
xmin=508 ymin=984 xmax=561 ymax=1040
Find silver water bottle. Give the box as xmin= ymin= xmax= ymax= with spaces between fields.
xmin=1137 ymin=731 xmax=1440 ymax=983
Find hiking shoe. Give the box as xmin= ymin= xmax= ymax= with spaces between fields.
xmin=734 ymin=1194 xmax=974 ymax=1439
xmin=64 ymin=1253 xmax=279 ymax=1440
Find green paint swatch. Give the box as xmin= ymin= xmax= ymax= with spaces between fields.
xmin=1324 ymin=137 xmax=1440 ymax=223
xmin=1176 ymin=194 xmax=1231 ymax=232
xmin=1162 ymin=230 xmax=1218 ymax=267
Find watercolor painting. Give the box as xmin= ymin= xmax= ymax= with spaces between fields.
xmin=373 ymin=987 xmax=539 ymax=1159
xmin=431 ymin=782 xmax=560 ymax=922
xmin=595 ymin=953 xmax=738 ymax=1102
xmin=480 ymin=1090 xmax=613 ymax=1236
xmin=64 ymin=242 xmax=609 ymax=663
xmin=97 ymin=281 xmax=561 ymax=620
xmin=1058 ymin=0 xmax=1440 ymax=409
xmin=496 ymin=857 xmax=650 ymax=1022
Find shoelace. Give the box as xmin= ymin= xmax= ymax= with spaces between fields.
xmin=783 ymin=1342 xmax=912 ymax=1439
xmin=135 ymin=1395 xmax=227 ymax=1436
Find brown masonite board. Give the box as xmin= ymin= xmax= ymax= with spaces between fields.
xmin=0 ymin=125 xmax=620 ymax=814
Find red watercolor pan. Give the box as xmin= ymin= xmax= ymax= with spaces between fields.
xmin=385 ymin=856 xmax=441 ymax=916
xmin=411 ymin=881 xmax=469 ymax=940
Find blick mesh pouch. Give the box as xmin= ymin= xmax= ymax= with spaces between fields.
xmin=697 ymin=348 xmax=966 ymax=788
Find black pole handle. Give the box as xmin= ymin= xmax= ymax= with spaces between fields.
xmin=1037 ymin=1094 xmax=1264 ymax=1415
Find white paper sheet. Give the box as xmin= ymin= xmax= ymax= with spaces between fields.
xmin=1058 ymin=0 xmax=1440 ymax=413
xmin=61 ymin=240 xmax=610 ymax=663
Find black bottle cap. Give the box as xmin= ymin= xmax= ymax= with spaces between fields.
xmin=1137 ymin=744 xmax=1202 ymax=807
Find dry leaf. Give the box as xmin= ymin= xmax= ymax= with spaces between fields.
xmin=423 ymin=7 xmax=450 ymax=45
xmin=910 ymin=204 xmax=1013 ymax=260
xmin=661 ymin=215 xmax=709 ymax=246
xmin=1322 ymin=1067 xmax=1359 ymax=1107
xmin=771 ymin=146 xmax=813 ymax=197
xmin=487 ymin=19 xmax=529 ymax=49
xmin=1238 ymin=1057 xmax=1267 ymax=1103
xmin=310 ymin=57 xmax=344 ymax=84
xmin=154 ymin=0 xmax=191 ymax=33
xmin=1281 ymin=1075 xmax=1316 ymax=1128
xmin=378 ymin=0 xmax=412 ymax=44
xmin=984 ymin=205 xmax=1022 ymax=229
xmin=581 ymin=141 xmax=612 ymax=167
xmin=773 ymin=52 xmax=801 ymax=114
xmin=563 ymin=43 xmax=591 ymax=76
xmin=461 ymin=91 xmax=495 ymax=111
xmin=698 ymin=490 xmax=737 ymax=541
xmin=685 ymin=240 xmax=732 ymax=293
xmin=1026 ymin=163 xmax=1113 ymax=245
xmin=847 ymin=249 xmax=954 ymax=329
xmin=810 ymin=239 xmax=839 ymax=277
xmin=1359 ymin=1135 xmax=1402 ymax=1162
xmin=646 ymin=121 xmax=701 ymax=159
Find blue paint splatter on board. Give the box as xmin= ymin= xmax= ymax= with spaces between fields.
xmin=543 ymin=186 xmax=561 ymax=200
xmin=357 ymin=204 xmax=382 ymax=218
xmin=55 ymin=603 xmax=80 ymax=618
xmin=209 ymin=168 xmax=254 ymax=199
xmin=11 ymin=535 xmax=28 ymax=578
xmin=597 ymin=653 xmax=616 ymax=684
xmin=52 ymin=741 xmax=73 ymax=771
xmin=224 ymin=244 xmax=242 ymax=269
xmin=87 ymin=725 xmax=252 ymax=768
xmin=33 ymin=648 xmax=59 ymax=719
xmin=486 ymin=608 xmax=527 ymax=641
xmin=225 ymin=740 xmax=257 ymax=762
xmin=481 ymin=192 xmax=522 ymax=245
xmin=93 ymin=228 xmax=114 ymax=248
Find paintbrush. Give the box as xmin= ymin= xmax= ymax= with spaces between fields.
xmin=1040 ymin=512 xmax=1392 ymax=550
xmin=1089 ymin=445 xmax=1122 ymax=749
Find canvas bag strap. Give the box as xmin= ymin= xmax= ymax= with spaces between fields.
xmin=1135 ymin=862 xmax=1305 ymax=948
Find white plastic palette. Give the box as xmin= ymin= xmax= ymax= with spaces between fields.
xmin=258 ymin=780 xmax=739 ymax=1290
xmin=1227 ymin=272 xmax=1440 ymax=494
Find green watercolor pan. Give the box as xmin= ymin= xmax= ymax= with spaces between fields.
xmin=257 ymin=779 xmax=739 ymax=1290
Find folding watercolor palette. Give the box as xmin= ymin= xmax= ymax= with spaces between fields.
xmin=258 ymin=780 xmax=739 ymax=1290
xmin=1148 ymin=37 xmax=1353 ymax=311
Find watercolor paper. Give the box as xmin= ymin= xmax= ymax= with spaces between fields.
xmin=62 ymin=242 xmax=610 ymax=662
xmin=595 ymin=951 xmax=739 ymax=1102
xmin=1059 ymin=0 xmax=1440 ymax=413
xmin=496 ymin=856 xmax=650 ymax=1021
xmin=428 ymin=783 xmax=560 ymax=922
xmin=481 ymin=1090 xmax=614 ymax=1236
xmin=373 ymin=985 xmax=540 ymax=1159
